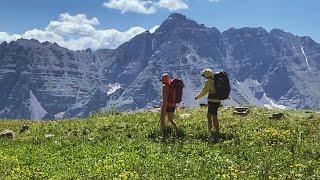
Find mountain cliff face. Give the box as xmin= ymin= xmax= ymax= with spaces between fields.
xmin=1 ymin=13 xmax=319 ymax=120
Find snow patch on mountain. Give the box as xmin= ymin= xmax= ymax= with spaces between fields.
xmin=234 ymin=78 xmax=287 ymax=109
xmin=301 ymin=46 xmax=312 ymax=71
xmin=263 ymin=94 xmax=287 ymax=109
xmin=107 ymin=83 xmax=121 ymax=95
xmin=29 ymin=90 xmax=48 ymax=120
xmin=150 ymin=25 xmax=160 ymax=33
xmin=236 ymin=80 xmax=240 ymax=85
xmin=75 ymin=72 xmax=87 ymax=105
xmin=54 ymin=111 xmax=66 ymax=119
xmin=234 ymin=78 xmax=265 ymax=106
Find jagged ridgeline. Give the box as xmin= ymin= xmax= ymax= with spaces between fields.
xmin=0 ymin=13 xmax=320 ymax=120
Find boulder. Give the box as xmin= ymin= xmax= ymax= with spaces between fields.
xmin=19 ymin=125 xmax=29 ymax=133
xmin=234 ymin=110 xmax=249 ymax=116
xmin=234 ymin=107 xmax=250 ymax=116
xmin=234 ymin=107 xmax=249 ymax=112
xmin=44 ymin=134 xmax=54 ymax=138
xmin=269 ymin=113 xmax=284 ymax=120
xmin=0 ymin=130 xmax=15 ymax=138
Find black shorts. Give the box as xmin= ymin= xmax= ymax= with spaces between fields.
xmin=166 ymin=106 xmax=176 ymax=113
xmin=208 ymin=102 xmax=221 ymax=115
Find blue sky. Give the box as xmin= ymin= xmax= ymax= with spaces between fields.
xmin=0 ymin=0 xmax=319 ymax=50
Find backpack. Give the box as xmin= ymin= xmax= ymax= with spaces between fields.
xmin=168 ymin=79 xmax=184 ymax=104
xmin=210 ymin=71 xmax=230 ymax=100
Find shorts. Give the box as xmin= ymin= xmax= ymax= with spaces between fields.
xmin=208 ymin=102 xmax=221 ymax=115
xmin=166 ymin=106 xmax=176 ymax=113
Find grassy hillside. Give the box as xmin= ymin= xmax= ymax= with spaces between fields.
xmin=0 ymin=107 xmax=320 ymax=179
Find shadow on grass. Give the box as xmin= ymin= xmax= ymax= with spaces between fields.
xmin=193 ymin=132 xmax=235 ymax=144
xmin=147 ymin=127 xmax=186 ymax=143
xmin=147 ymin=127 xmax=234 ymax=144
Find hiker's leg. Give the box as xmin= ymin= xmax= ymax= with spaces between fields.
xmin=212 ymin=115 xmax=220 ymax=133
xmin=212 ymin=102 xmax=220 ymax=133
xmin=207 ymin=112 xmax=213 ymax=132
xmin=168 ymin=112 xmax=178 ymax=131
xmin=207 ymin=102 xmax=214 ymax=132
xmin=160 ymin=108 xmax=167 ymax=129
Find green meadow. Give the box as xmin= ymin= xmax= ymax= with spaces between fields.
xmin=1 ymin=107 xmax=319 ymax=179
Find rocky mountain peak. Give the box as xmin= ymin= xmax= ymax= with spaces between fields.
xmin=0 ymin=41 xmax=8 ymax=47
xmin=156 ymin=13 xmax=206 ymax=33
xmin=270 ymin=28 xmax=287 ymax=35
xmin=8 ymin=38 xmax=44 ymax=50
xmin=0 ymin=14 xmax=320 ymax=120
xmin=168 ymin=13 xmax=187 ymax=20
xmin=269 ymin=28 xmax=296 ymax=39
xmin=223 ymin=27 xmax=268 ymax=37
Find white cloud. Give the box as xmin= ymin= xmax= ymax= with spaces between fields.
xmin=0 ymin=32 xmax=10 ymax=42
xmin=0 ymin=13 xmax=149 ymax=50
xmin=103 ymin=0 xmax=156 ymax=14
xmin=46 ymin=13 xmax=99 ymax=36
xmin=1 ymin=29 xmax=64 ymax=44
xmin=23 ymin=29 xmax=64 ymax=43
xmin=103 ymin=0 xmax=188 ymax=14
xmin=158 ymin=0 xmax=188 ymax=11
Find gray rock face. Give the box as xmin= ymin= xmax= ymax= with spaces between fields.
xmin=0 ymin=40 xmax=114 ymax=119
xmin=0 ymin=14 xmax=319 ymax=120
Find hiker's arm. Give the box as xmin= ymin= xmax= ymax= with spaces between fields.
xmin=162 ymin=86 xmax=168 ymax=109
xmin=195 ymin=81 xmax=209 ymax=100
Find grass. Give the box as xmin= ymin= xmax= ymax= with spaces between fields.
xmin=0 ymin=107 xmax=320 ymax=179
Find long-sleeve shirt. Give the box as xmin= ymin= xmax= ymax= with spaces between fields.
xmin=195 ymin=78 xmax=221 ymax=102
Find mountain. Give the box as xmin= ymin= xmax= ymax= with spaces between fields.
xmin=1 ymin=13 xmax=320 ymax=120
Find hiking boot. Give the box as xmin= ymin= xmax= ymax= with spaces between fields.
xmin=161 ymin=126 xmax=173 ymax=137
xmin=210 ymin=130 xmax=220 ymax=138
xmin=176 ymin=129 xmax=185 ymax=138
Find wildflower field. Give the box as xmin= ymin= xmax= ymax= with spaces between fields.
xmin=0 ymin=107 xmax=319 ymax=179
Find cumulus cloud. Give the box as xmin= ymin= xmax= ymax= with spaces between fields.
xmin=158 ymin=0 xmax=188 ymax=11
xmin=0 ymin=13 xmax=153 ymax=50
xmin=103 ymin=0 xmax=156 ymax=14
xmin=23 ymin=29 xmax=64 ymax=43
xmin=103 ymin=0 xmax=188 ymax=14
xmin=46 ymin=13 xmax=100 ymax=36
xmin=0 ymin=32 xmax=10 ymax=42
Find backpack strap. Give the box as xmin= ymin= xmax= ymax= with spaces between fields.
xmin=208 ymin=77 xmax=216 ymax=99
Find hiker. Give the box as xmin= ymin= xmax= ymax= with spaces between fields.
xmin=195 ymin=69 xmax=221 ymax=134
xmin=160 ymin=74 xmax=178 ymax=132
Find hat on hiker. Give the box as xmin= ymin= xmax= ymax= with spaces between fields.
xmin=161 ymin=73 xmax=170 ymax=84
xmin=201 ymin=68 xmax=213 ymax=78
